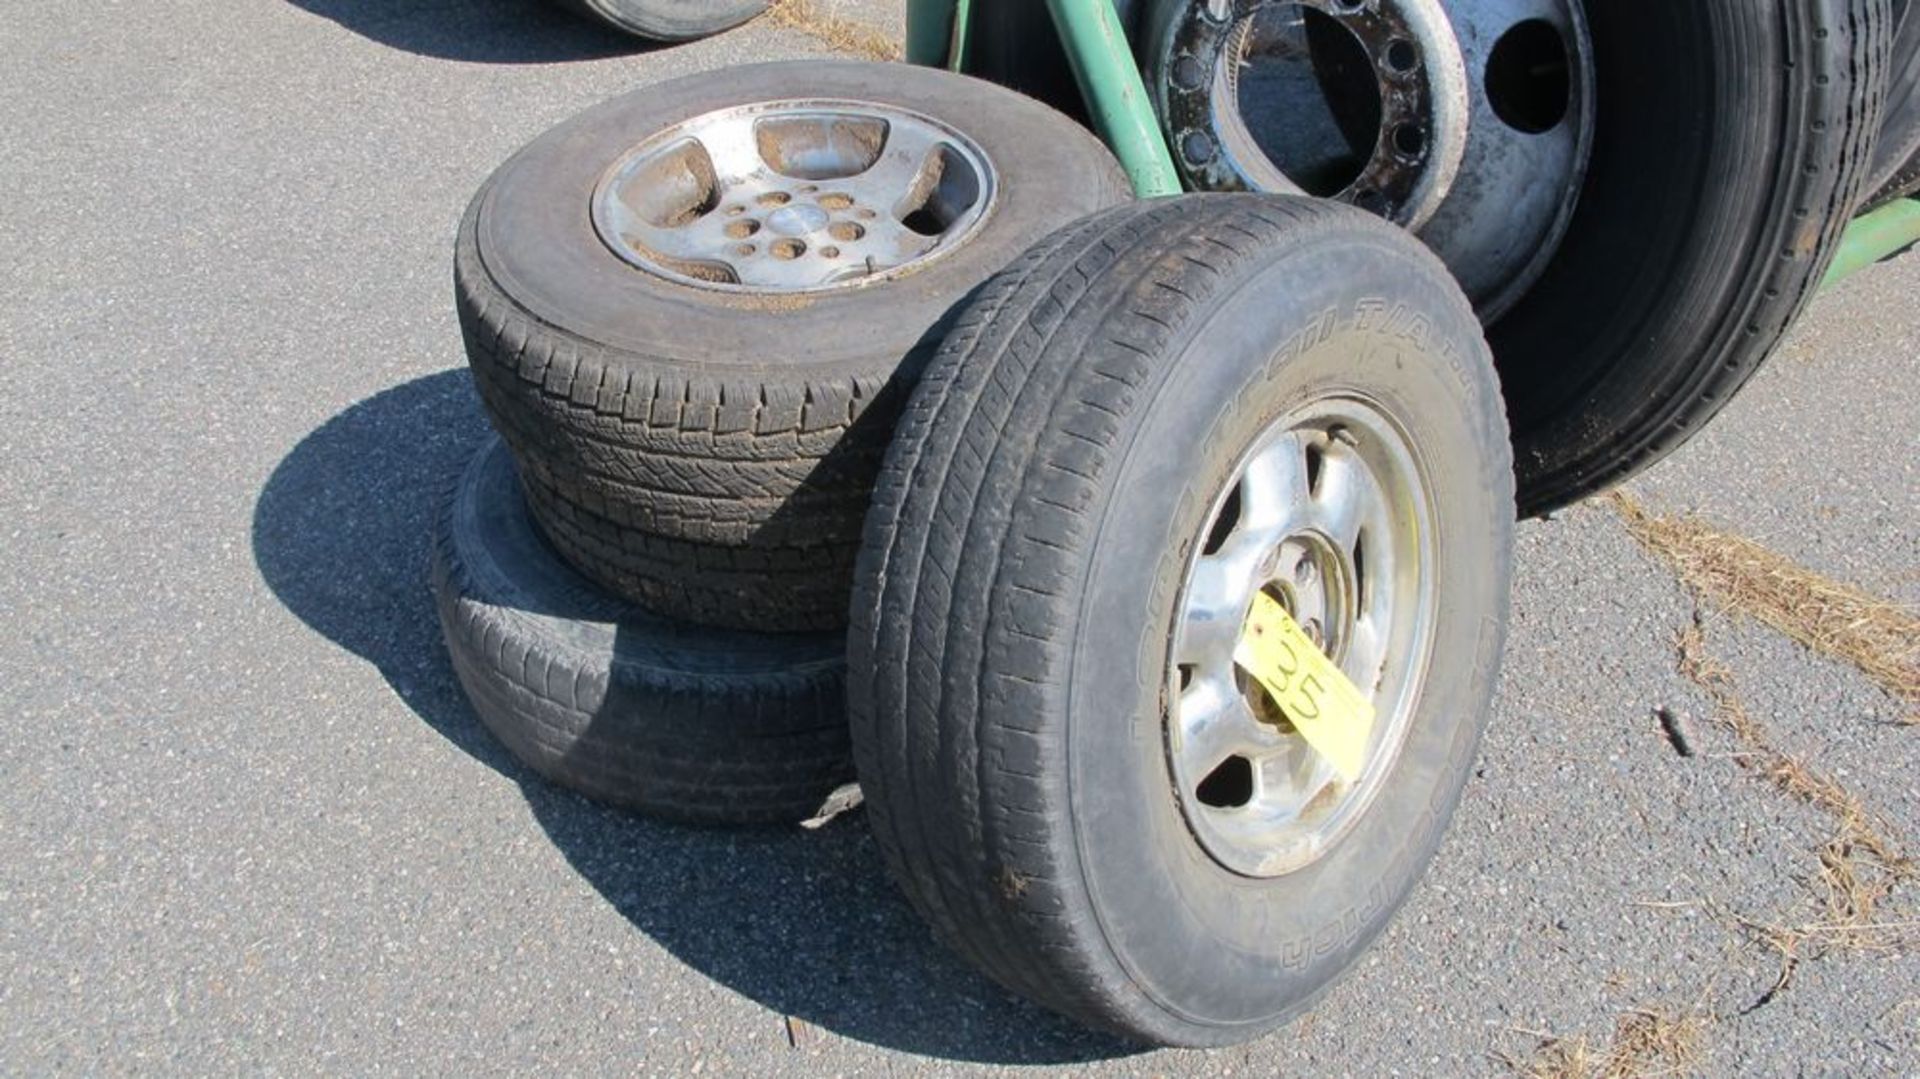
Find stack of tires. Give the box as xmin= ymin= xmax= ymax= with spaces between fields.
xmin=436 ymin=0 xmax=1909 ymax=1051
xmin=435 ymin=60 xmax=1133 ymax=824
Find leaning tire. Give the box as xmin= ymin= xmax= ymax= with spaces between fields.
xmin=433 ymin=438 xmax=852 ymax=826
xmin=457 ymin=60 xmax=1129 ymax=631
xmin=549 ymin=0 xmax=767 ymax=42
xmin=849 ymin=195 xmax=1513 ymax=1046
xmin=1491 ymin=0 xmax=1890 ymax=515
xmin=1865 ymin=0 xmax=1920 ymax=207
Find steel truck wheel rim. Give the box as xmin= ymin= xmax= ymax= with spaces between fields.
xmin=1159 ymin=0 xmax=1470 ymax=229
xmin=591 ymin=99 xmax=999 ymax=294
xmin=1167 ymin=395 xmax=1438 ymax=878
xmin=1415 ymin=0 xmax=1594 ymax=320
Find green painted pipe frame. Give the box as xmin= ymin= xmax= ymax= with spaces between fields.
xmin=905 ymin=0 xmax=1915 ymax=283
xmin=1825 ymin=198 xmax=1920 ymax=289
xmin=906 ymin=0 xmax=1180 ymax=195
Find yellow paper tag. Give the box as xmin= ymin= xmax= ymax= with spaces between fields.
xmin=1233 ymin=592 xmax=1377 ymax=782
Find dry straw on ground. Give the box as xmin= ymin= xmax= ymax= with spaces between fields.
xmin=1500 ymin=1007 xmax=1706 ymax=1079
xmin=1572 ymin=492 xmax=1916 ymax=1061
xmin=1673 ymin=617 xmax=1916 ymax=996
xmin=1610 ymin=491 xmax=1919 ymax=708
xmin=766 ymin=0 xmax=902 ymax=61
xmin=1612 ymin=489 xmax=1916 ymax=955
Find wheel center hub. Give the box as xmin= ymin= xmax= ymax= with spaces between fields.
xmin=589 ymin=100 xmax=997 ymax=294
xmin=1166 ymin=401 xmax=1437 ymax=878
xmin=1275 ymin=535 xmax=1350 ymax=657
xmin=767 ymin=204 xmax=830 ymax=237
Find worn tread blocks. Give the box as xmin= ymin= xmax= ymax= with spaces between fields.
xmin=433 ymin=443 xmax=852 ymax=825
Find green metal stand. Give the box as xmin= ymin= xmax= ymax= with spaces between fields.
xmin=907 ymin=0 xmax=1180 ymax=196
xmin=903 ymin=0 xmax=955 ymax=66
xmin=1043 ymin=0 xmax=1182 ymax=196
xmin=1824 ymin=198 xmax=1920 ymax=288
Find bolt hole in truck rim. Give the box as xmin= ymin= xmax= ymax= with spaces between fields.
xmin=1169 ymin=397 xmax=1437 ymax=878
xmin=592 ymin=100 xmax=999 ymax=293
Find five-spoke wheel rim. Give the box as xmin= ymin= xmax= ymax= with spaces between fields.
xmin=1168 ymin=396 xmax=1438 ymax=878
xmin=592 ymin=100 xmax=998 ymax=294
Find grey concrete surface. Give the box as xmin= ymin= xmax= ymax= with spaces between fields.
xmin=1 ymin=1 xmax=1914 ymax=1074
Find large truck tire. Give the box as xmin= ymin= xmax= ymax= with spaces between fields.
xmin=1865 ymin=0 xmax=1920 ymax=207
xmin=549 ymin=0 xmax=767 ymax=42
xmin=1490 ymin=0 xmax=1891 ymax=514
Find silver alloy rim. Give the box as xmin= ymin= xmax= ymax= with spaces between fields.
xmin=591 ymin=100 xmax=997 ymax=293
xmin=1167 ymin=397 xmax=1437 ymax=878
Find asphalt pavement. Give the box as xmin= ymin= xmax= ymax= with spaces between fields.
xmin=2 ymin=1 xmax=1914 ymax=1074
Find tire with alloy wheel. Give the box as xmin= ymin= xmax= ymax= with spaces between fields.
xmin=457 ymin=60 xmax=1129 ymax=632
xmin=434 ymin=438 xmax=852 ymax=826
xmin=1865 ymin=0 xmax=1920 ymax=207
xmin=1491 ymin=0 xmax=1890 ymax=514
xmin=549 ymin=0 xmax=767 ymax=42
xmin=849 ymin=195 xmax=1514 ymax=1047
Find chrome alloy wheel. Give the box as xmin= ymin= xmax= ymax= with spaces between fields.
xmin=1168 ymin=397 xmax=1438 ymax=878
xmin=592 ymin=100 xmax=998 ymax=293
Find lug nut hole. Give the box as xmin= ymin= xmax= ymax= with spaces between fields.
xmin=1391 ymin=123 xmax=1426 ymax=159
xmin=1384 ymin=38 xmax=1418 ymax=74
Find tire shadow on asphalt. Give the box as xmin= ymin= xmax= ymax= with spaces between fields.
xmin=250 ymin=370 xmax=1134 ymax=1065
xmin=282 ymin=0 xmax=650 ymax=64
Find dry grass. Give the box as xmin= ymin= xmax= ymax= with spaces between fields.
xmin=1672 ymin=618 xmax=1916 ymax=976
xmin=1508 ymin=493 xmax=1919 ymax=1063
xmin=765 ymin=0 xmax=901 ymax=61
xmin=1500 ymin=1008 xmax=1707 ymax=1079
xmin=1611 ymin=491 xmax=1920 ymax=707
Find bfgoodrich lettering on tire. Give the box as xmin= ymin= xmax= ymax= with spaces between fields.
xmin=848 ymin=195 xmax=1514 ymax=1046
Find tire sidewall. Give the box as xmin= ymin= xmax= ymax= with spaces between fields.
xmin=448 ymin=440 xmax=844 ymax=695
xmin=581 ymin=0 xmax=767 ymax=41
xmin=1063 ymin=239 xmax=1511 ymax=1037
